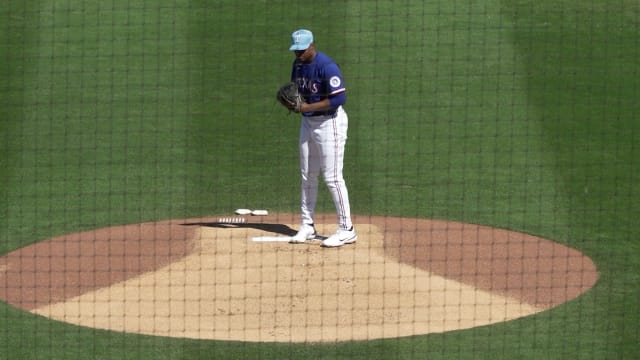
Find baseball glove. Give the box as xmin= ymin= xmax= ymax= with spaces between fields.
xmin=276 ymin=82 xmax=304 ymax=113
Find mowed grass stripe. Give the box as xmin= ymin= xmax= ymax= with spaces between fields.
xmin=3 ymin=2 xmax=198 ymax=247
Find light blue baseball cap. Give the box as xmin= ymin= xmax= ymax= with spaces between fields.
xmin=289 ymin=29 xmax=314 ymax=51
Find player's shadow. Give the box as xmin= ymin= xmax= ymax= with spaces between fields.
xmin=180 ymin=221 xmax=297 ymax=237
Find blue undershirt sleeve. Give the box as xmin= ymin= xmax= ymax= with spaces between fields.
xmin=329 ymin=92 xmax=346 ymax=108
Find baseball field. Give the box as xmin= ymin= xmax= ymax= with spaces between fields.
xmin=1 ymin=1 xmax=638 ymax=359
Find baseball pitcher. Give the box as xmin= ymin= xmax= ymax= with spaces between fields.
xmin=277 ymin=29 xmax=357 ymax=247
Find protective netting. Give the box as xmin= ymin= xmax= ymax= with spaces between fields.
xmin=1 ymin=1 xmax=638 ymax=359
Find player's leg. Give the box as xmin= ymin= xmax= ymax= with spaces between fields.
xmin=291 ymin=119 xmax=321 ymax=243
xmin=299 ymin=118 xmax=321 ymax=226
xmin=317 ymin=108 xmax=353 ymax=232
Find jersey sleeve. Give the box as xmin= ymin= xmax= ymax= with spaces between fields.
xmin=324 ymin=62 xmax=346 ymax=96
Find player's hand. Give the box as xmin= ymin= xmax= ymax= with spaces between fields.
xmin=276 ymin=82 xmax=304 ymax=113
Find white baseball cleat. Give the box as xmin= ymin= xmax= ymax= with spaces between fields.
xmin=289 ymin=224 xmax=316 ymax=243
xmin=321 ymin=227 xmax=357 ymax=247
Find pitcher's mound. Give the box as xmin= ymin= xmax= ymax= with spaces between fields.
xmin=0 ymin=214 xmax=598 ymax=343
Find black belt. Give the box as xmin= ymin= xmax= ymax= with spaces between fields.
xmin=303 ymin=110 xmax=337 ymax=118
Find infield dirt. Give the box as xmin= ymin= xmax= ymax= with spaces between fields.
xmin=0 ymin=214 xmax=598 ymax=342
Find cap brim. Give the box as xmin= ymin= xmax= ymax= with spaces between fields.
xmin=289 ymin=44 xmax=310 ymax=51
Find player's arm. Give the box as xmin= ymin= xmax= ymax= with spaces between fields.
xmin=299 ymin=92 xmax=345 ymax=112
xmin=301 ymin=63 xmax=346 ymax=112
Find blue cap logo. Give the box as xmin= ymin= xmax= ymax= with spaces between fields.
xmin=289 ymin=29 xmax=313 ymax=51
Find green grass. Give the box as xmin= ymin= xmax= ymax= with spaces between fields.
xmin=1 ymin=0 xmax=639 ymax=358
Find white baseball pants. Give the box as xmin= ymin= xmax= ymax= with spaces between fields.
xmin=299 ymin=106 xmax=353 ymax=230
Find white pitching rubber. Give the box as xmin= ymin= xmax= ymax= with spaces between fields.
xmin=251 ymin=236 xmax=292 ymax=242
